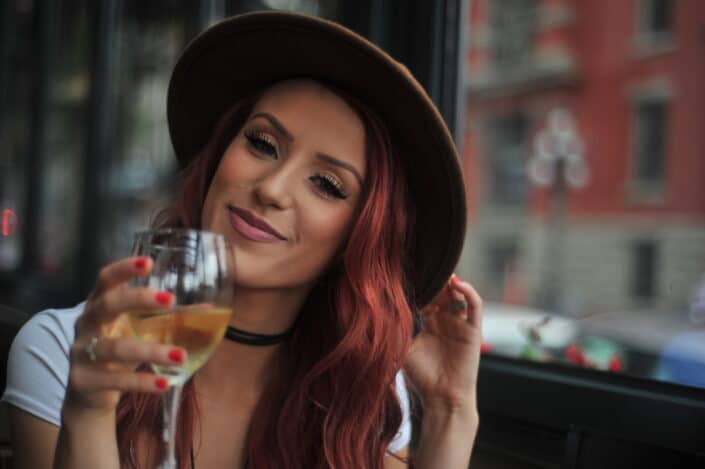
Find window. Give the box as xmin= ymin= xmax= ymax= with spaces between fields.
xmin=486 ymin=238 xmax=520 ymax=302
xmin=490 ymin=0 xmax=537 ymax=71
xmin=632 ymin=99 xmax=668 ymax=189
xmin=465 ymin=0 xmax=703 ymax=386
xmin=635 ymin=0 xmax=675 ymax=53
xmin=639 ymin=0 xmax=674 ymax=35
xmin=486 ymin=114 xmax=529 ymax=206
xmin=0 ymin=0 xmax=349 ymax=314
xmin=630 ymin=240 xmax=658 ymax=300
xmin=464 ymin=1 xmax=705 ymax=464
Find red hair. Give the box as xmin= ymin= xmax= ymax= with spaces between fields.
xmin=116 ymin=84 xmax=415 ymax=468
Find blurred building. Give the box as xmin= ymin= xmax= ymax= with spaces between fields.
xmin=459 ymin=0 xmax=705 ymax=318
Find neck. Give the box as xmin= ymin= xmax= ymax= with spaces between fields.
xmin=195 ymin=285 xmax=310 ymax=401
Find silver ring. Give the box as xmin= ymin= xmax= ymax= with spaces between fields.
xmin=450 ymin=299 xmax=468 ymax=313
xmin=85 ymin=336 xmax=98 ymax=362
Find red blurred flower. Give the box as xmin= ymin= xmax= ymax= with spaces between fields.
xmin=609 ymin=356 xmax=623 ymax=372
xmin=565 ymin=343 xmax=586 ymax=366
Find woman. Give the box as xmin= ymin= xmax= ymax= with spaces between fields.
xmin=4 ymin=11 xmax=481 ymax=469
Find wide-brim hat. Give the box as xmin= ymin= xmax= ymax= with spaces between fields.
xmin=167 ymin=10 xmax=467 ymax=308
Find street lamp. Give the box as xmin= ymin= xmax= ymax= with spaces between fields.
xmin=528 ymin=108 xmax=589 ymax=313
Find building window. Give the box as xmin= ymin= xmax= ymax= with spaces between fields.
xmin=630 ymin=240 xmax=659 ymax=300
xmin=639 ymin=0 xmax=674 ymax=35
xmin=486 ymin=239 xmax=519 ymax=301
xmin=631 ymin=100 xmax=668 ymax=189
xmin=635 ymin=0 xmax=675 ymax=53
xmin=490 ymin=0 xmax=537 ymax=71
xmin=487 ymin=114 xmax=529 ymax=206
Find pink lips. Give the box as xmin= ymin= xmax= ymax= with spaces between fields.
xmin=227 ymin=206 xmax=287 ymax=243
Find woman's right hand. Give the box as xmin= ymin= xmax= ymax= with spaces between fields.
xmin=63 ymin=256 xmax=187 ymax=416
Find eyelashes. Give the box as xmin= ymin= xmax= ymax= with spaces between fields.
xmin=243 ymin=130 xmax=349 ymax=200
xmin=309 ymin=173 xmax=349 ymax=200
xmin=244 ymin=130 xmax=278 ymax=157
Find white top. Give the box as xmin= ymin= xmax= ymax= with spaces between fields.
xmin=2 ymin=303 xmax=412 ymax=453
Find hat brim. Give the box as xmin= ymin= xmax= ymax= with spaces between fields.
xmin=167 ymin=10 xmax=467 ymax=308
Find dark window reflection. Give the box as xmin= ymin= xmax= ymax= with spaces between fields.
xmin=0 ymin=0 xmax=344 ymax=314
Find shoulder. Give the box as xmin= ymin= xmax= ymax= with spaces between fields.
xmin=14 ymin=303 xmax=83 ymax=347
xmin=2 ymin=302 xmax=85 ymax=426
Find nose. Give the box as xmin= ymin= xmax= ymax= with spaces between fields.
xmin=253 ymin=164 xmax=295 ymax=210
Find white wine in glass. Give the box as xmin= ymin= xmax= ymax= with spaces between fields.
xmin=130 ymin=229 xmax=235 ymax=469
xmin=128 ymin=306 xmax=232 ymax=386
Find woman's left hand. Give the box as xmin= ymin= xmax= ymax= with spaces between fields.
xmin=404 ymin=275 xmax=483 ymax=413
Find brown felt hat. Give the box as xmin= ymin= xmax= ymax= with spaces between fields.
xmin=167 ymin=10 xmax=467 ymax=308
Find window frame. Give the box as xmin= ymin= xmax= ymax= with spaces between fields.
xmin=476 ymin=354 xmax=705 ymax=466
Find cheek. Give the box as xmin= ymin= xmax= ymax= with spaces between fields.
xmin=201 ymin=148 xmax=254 ymax=228
xmin=297 ymin=204 xmax=356 ymax=260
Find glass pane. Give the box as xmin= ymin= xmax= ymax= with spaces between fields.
xmin=99 ymin=0 xmax=345 ymax=263
xmin=39 ymin=0 xmax=92 ymax=275
xmin=0 ymin=0 xmax=347 ymax=314
xmin=96 ymin=1 xmax=196 ymax=262
xmin=462 ymin=0 xmax=705 ymax=388
xmin=0 ymin=0 xmax=37 ymax=273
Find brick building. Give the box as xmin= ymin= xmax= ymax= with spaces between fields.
xmin=458 ymin=0 xmax=705 ymax=321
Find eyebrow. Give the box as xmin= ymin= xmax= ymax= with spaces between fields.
xmin=250 ymin=112 xmax=293 ymax=140
xmin=249 ymin=112 xmax=365 ymax=188
xmin=317 ymin=153 xmax=364 ymax=188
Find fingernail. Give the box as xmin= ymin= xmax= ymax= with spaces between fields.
xmin=155 ymin=377 xmax=169 ymax=390
xmin=168 ymin=349 xmax=185 ymax=363
xmin=155 ymin=291 xmax=173 ymax=306
xmin=134 ymin=258 xmax=147 ymax=270
xmin=454 ymin=276 xmax=470 ymax=288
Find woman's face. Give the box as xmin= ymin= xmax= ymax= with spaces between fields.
xmin=201 ymin=79 xmax=367 ymax=290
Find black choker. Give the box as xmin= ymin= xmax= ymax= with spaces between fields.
xmin=224 ymin=325 xmax=292 ymax=346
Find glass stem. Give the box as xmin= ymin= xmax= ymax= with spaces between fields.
xmin=160 ymin=383 xmax=183 ymax=469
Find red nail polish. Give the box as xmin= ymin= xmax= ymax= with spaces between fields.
xmin=155 ymin=292 xmax=172 ymax=306
xmin=168 ymin=349 xmax=185 ymax=363
xmin=134 ymin=258 xmax=147 ymax=270
xmin=155 ymin=377 xmax=169 ymax=390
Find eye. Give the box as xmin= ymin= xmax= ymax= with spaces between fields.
xmin=310 ymin=173 xmax=349 ymax=200
xmin=244 ymin=130 xmax=278 ymax=159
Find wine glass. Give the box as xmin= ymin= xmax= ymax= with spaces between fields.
xmin=130 ymin=228 xmax=235 ymax=469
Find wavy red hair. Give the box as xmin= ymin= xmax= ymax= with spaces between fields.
xmin=116 ymin=83 xmax=415 ymax=468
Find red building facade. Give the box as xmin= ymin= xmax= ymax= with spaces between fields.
xmin=460 ymin=0 xmax=705 ymax=325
